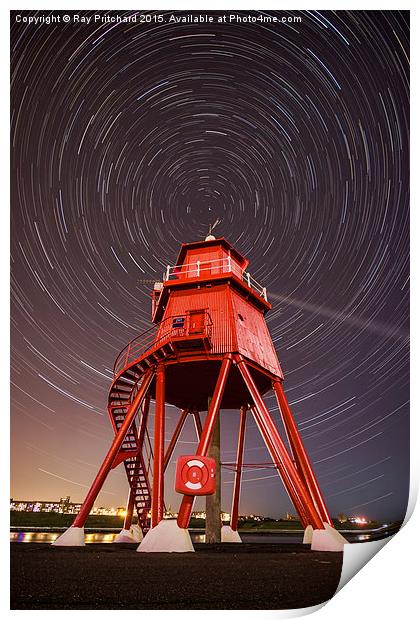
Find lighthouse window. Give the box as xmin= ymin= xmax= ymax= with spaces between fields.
xmin=238 ymin=313 xmax=244 ymax=322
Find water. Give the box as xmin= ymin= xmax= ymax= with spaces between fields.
xmin=10 ymin=531 xmax=118 ymax=544
xmin=9 ymin=530 xmax=389 ymax=544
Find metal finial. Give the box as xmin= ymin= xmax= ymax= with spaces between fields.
xmin=205 ymin=217 xmax=221 ymax=241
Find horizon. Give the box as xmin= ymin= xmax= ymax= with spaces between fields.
xmin=10 ymin=495 xmax=398 ymax=525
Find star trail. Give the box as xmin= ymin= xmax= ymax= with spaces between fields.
xmin=10 ymin=10 xmax=409 ymax=522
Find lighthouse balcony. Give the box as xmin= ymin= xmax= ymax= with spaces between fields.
xmin=163 ymin=257 xmax=268 ymax=301
xmin=114 ymin=312 xmax=213 ymax=377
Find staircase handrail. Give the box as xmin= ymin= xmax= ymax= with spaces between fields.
xmin=113 ymin=312 xmax=213 ymax=377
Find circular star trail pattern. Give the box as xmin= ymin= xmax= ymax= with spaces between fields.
xmin=11 ymin=10 xmax=409 ymax=521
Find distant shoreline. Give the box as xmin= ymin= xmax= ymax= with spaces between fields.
xmin=10 ymin=511 xmax=401 ymax=535
xmin=10 ymin=525 xmax=396 ymax=536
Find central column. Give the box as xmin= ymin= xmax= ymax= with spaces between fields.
xmin=151 ymin=364 xmax=165 ymax=527
xmin=177 ymin=355 xmax=231 ymax=529
xmin=205 ymin=397 xmax=221 ymax=543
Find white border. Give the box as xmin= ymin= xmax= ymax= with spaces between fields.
xmin=3 ymin=2 xmax=417 ymax=619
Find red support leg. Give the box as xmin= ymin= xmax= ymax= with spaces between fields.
xmin=250 ymin=405 xmax=309 ymax=528
xmin=234 ymin=355 xmax=324 ymax=530
xmin=163 ymin=408 xmax=189 ymax=472
xmin=192 ymin=410 xmax=203 ymax=439
xmin=151 ymin=364 xmax=165 ymax=528
xmin=273 ymin=379 xmax=333 ymax=526
xmin=72 ymin=369 xmax=154 ymax=528
xmin=122 ymin=489 xmax=135 ymax=530
xmin=230 ymin=405 xmax=247 ymax=531
xmin=177 ymin=354 xmax=232 ymax=529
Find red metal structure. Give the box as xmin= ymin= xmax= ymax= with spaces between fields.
xmin=54 ymin=236 xmax=345 ymax=551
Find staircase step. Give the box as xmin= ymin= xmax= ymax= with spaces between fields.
xmin=110 ymin=408 xmax=128 ymax=416
xmin=112 ymin=385 xmax=131 ymax=394
xmin=109 ymin=396 xmax=131 ymax=404
xmin=109 ymin=390 xmax=131 ymax=405
xmin=114 ymin=382 xmax=134 ymax=391
xmin=125 ymin=368 xmax=141 ymax=378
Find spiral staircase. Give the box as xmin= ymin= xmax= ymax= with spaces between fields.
xmin=107 ymin=313 xmax=212 ymax=532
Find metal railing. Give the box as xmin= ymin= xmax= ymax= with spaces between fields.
xmin=242 ymin=271 xmax=267 ymax=300
xmin=114 ymin=312 xmax=213 ymax=377
xmin=163 ymin=256 xmax=267 ymax=301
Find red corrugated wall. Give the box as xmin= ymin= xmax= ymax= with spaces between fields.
xmin=184 ymin=246 xmax=223 ymax=276
xmin=161 ymin=282 xmax=282 ymax=378
xmin=162 ymin=283 xmax=235 ymax=353
xmin=231 ymin=290 xmax=282 ymax=377
xmin=182 ymin=246 xmax=243 ymax=277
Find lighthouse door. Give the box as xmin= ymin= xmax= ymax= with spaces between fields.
xmin=189 ymin=310 xmax=205 ymax=334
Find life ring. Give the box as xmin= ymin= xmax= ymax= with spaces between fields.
xmin=182 ymin=458 xmax=209 ymax=491
xmin=175 ymin=455 xmax=216 ymax=495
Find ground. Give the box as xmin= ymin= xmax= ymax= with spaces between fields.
xmin=10 ymin=542 xmax=343 ymax=610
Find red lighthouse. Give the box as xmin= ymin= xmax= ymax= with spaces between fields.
xmin=53 ymin=236 xmax=347 ymax=552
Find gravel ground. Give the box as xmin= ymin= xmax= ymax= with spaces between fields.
xmin=11 ymin=542 xmax=343 ymax=609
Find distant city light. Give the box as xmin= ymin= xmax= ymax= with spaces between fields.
xmin=10 ymin=497 xmax=376 ymax=526
xmin=352 ymin=516 xmax=368 ymax=525
xmin=10 ymin=498 xmax=266 ymax=523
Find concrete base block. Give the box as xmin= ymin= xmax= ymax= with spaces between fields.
xmin=221 ymin=525 xmax=242 ymax=543
xmin=130 ymin=524 xmax=143 ymax=543
xmin=114 ymin=528 xmax=136 ymax=543
xmin=303 ymin=525 xmax=314 ymax=544
xmin=137 ymin=519 xmax=194 ymax=553
xmin=311 ymin=523 xmax=348 ymax=552
xmin=52 ymin=526 xmax=85 ymax=547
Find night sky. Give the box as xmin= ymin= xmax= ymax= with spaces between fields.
xmin=10 ymin=10 xmax=409 ymax=522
